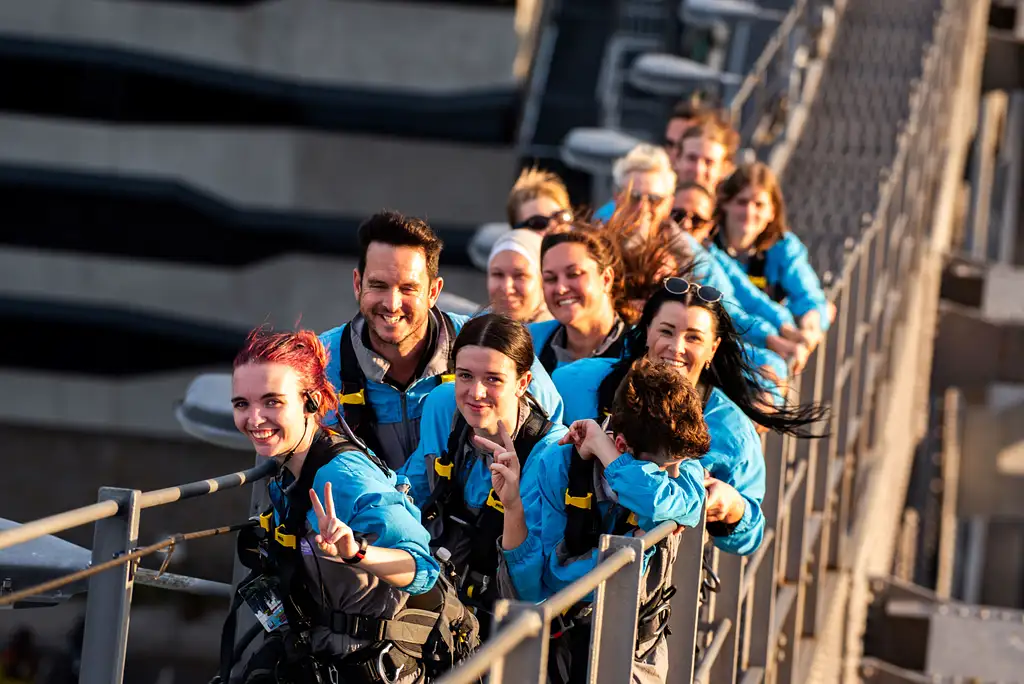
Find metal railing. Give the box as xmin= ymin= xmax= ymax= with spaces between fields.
xmin=0 ymin=459 xmax=277 ymax=683
xmin=439 ymin=0 xmax=970 ymax=681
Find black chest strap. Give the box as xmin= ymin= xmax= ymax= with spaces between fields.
xmin=423 ymin=401 xmax=553 ymax=597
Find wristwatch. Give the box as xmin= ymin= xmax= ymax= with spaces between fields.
xmin=343 ymin=535 xmax=369 ymax=564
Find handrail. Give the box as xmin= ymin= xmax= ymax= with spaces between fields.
xmin=139 ymin=458 xmax=278 ymax=508
xmin=437 ymin=612 xmax=544 ymax=684
xmin=0 ymin=500 xmax=119 ymax=552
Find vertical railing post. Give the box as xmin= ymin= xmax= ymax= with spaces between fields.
xmin=590 ymin=534 xmax=645 ymax=684
xmin=491 ymin=600 xmax=550 ymax=684
xmin=708 ymin=552 xmax=743 ymax=684
xmin=667 ymin=518 xmax=707 ymax=682
xmin=80 ymin=487 xmax=141 ymax=684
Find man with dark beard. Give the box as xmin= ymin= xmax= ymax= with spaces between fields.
xmin=320 ymin=211 xmax=563 ymax=469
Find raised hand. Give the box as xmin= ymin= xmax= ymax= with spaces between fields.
xmin=473 ymin=420 xmax=521 ymax=509
xmin=309 ymin=481 xmax=359 ymax=559
xmin=557 ymin=418 xmax=619 ymax=465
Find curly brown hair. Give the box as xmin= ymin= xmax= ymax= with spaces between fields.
xmin=608 ymin=358 xmax=711 ymax=464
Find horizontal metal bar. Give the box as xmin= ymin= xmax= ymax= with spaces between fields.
xmin=139 ymin=458 xmax=278 ymax=509
xmin=544 ymin=545 xmax=638 ymax=617
xmin=740 ymin=528 xmax=777 ymax=602
xmin=435 ymin=612 xmax=543 ymax=684
xmin=0 ymin=500 xmax=120 ymax=552
xmin=693 ymin=618 xmax=735 ymax=684
xmin=641 ymin=521 xmax=680 ymax=551
xmin=134 ymin=568 xmax=233 ymax=598
xmin=779 ymin=460 xmax=809 ymax=520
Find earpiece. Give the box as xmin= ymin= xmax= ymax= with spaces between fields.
xmin=303 ymin=393 xmax=319 ymax=414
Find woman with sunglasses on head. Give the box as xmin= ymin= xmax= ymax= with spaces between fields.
xmin=714 ymin=162 xmax=833 ymax=352
xmin=485 ymin=229 xmax=553 ymax=323
xmin=399 ymin=314 xmax=566 ymax=636
xmin=506 ymin=166 xmax=575 ymax=235
xmin=226 ymin=327 xmax=478 ymax=683
xmin=530 ymin=226 xmax=631 ymax=375
xmin=553 ymin=278 xmax=827 ymax=555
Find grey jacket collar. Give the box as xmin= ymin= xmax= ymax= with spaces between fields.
xmin=347 ymin=308 xmax=455 ymax=385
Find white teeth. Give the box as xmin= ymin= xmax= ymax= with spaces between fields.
xmin=557 ymin=298 xmax=579 ymax=306
xmin=381 ymin=315 xmax=401 ymax=324
xmin=251 ymin=430 xmax=275 ymax=439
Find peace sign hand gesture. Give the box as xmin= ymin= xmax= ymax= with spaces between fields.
xmin=473 ymin=420 xmax=522 ymax=510
xmin=308 ymin=481 xmax=360 ymax=559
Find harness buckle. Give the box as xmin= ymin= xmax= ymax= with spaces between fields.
xmin=377 ymin=643 xmax=405 ymax=684
xmin=273 ymin=525 xmax=297 ymax=549
xmin=259 ymin=511 xmax=273 ymax=533
xmin=440 ymin=373 xmax=456 ymax=384
xmin=434 ymin=459 xmax=454 ymax=479
xmin=327 ymin=664 xmax=339 ymax=684
xmin=485 ymin=489 xmax=505 ymax=514
xmin=339 ymin=389 xmax=366 ymax=406
xmin=564 ymin=491 xmax=593 ymax=510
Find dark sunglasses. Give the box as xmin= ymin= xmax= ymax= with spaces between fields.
xmin=663 ymin=276 xmax=723 ymax=304
xmin=627 ymin=191 xmax=667 ymax=205
xmin=513 ymin=210 xmax=573 ymax=231
xmin=670 ymin=209 xmax=711 ymax=229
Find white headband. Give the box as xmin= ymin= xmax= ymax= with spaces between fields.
xmin=488 ymin=239 xmax=538 ymax=269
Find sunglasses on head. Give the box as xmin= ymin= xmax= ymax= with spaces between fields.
xmin=513 ymin=210 xmax=573 ymax=231
xmin=670 ymin=209 xmax=711 ymax=228
xmin=627 ymin=191 xmax=667 ymax=205
xmin=663 ymin=276 xmax=723 ymax=304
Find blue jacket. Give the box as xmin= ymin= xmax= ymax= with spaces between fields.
xmin=593 ymin=200 xmax=616 ymax=222
xmin=553 ymin=357 xmax=766 ymax=555
xmin=527 ymin=319 xmax=629 ymax=375
xmin=725 ymin=232 xmax=831 ymax=331
xmin=267 ymin=446 xmax=440 ymax=596
xmin=707 ymin=241 xmax=795 ymax=332
xmin=399 ymin=382 xmax=567 ymax=601
xmin=516 ymin=442 xmax=706 ymax=601
xmin=320 ymin=310 xmax=564 ymax=469
xmin=683 ymin=233 xmax=779 ymax=348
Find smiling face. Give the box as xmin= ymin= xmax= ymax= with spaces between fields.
xmin=677 ymin=137 xmax=730 ymax=190
xmin=353 ymin=242 xmax=442 ymax=352
xmin=454 ymin=345 xmax=530 ymax=435
xmin=644 ymin=301 xmax=721 ymax=388
xmin=673 ymin=187 xmax=715 ymax=243
xmin=488 ymin=249 xmax=544 ymax=321
xmin=724 ymin=184 xmax=776 ymax=251
xmin=232 ymin=362 xmax=311 ymax=459
xmin=541 ymin=242 xmax=613 ymax=328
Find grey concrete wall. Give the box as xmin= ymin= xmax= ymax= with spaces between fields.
xmin=0 ymin=115 xmax=517 ymax=226
xmin=0 ymin=246 xmax=486 ymax=435
xmin=0 ymin=0 xmax=517 ymax=91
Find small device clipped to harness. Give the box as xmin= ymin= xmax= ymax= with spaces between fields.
xmin=238 ymin=574 xmax=289 ymax=633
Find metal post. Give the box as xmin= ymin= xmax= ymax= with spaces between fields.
xmin=667 ymin=517 xmax=706 ymax=681
xmin=491 ymin=600 xmax=549 ymax=684
xmin=80 ymin=487 xmax=141 ymax=684
xmin=590 ymin=534 xmax=644 ymax=684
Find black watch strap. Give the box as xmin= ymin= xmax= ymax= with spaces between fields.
xmin=343 ymin=535 xmax=369 ymax=564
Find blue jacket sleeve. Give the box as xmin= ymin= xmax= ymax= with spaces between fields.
xmin=770 ymin=233 xmax=831 ymax=331
xmin=318 ymin=325 xmax=347 ymax=425
xmin=688 ymin=237 xmax=777 ymax=348
xmin=602 ymin=454 xmax=707 ymax=530
xmin=713 ymin=246 xmax=796 ymax=331
xmin=310 ymin=455 xmax=440 ymax=595
xmin=702 ymin=396 xmax=767 ymax=556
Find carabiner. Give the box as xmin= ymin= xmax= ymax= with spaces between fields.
xmin=327 ymin=664 xmax=339 ymax=684
xmin=377 ymin=643 xmax=405 ymax=684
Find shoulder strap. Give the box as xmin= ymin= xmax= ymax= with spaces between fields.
xmin=596 ymin=359 xmax=631 ymax=419
xmin=440 ymin=311 xmax=457 ymax=376
xmin=563 ymin=448 xmax=602 ymax=558
xmin=537 ymin=325 xmax=562 ymax=375
xmin=420 ymin=414 xmax=468 ymax=524
xmin=283 ymin=430 xmax=389 ymax=534
xmin=597 ymin=327 xmax=628 ymax=361
xmin=336 ymin=325 xmax=390 ymax=461
xmin=512 ymin=400 xmax=553 ymax=462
